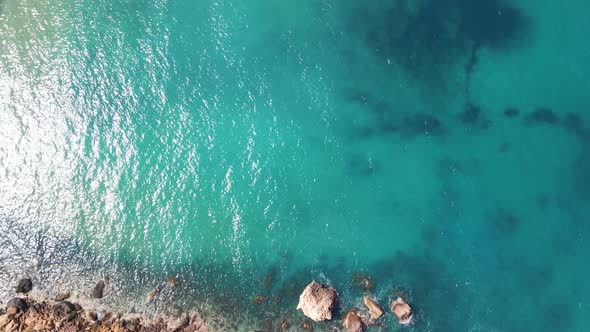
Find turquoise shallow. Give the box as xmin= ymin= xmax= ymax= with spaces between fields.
xmin=1 ymin=0 xmax=590 ymax=330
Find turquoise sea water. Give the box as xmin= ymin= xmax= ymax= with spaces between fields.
xmin=1 ymin=0 xmax=590 ymax=330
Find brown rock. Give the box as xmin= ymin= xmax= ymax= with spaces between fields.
xmin=185 ymin=313 xmax=209 ymax=332
xmin=168 ymin=276 xmax=178 ymax=287
xmin=362 ymin=296 xmax=383 ymax=320
xmin=86 ymin=310 xmax=98 ymax=321
xmin=272 ymin=295 xmax=281 ymax=305
xmin=55 ymin=292 xmax=71 ymax=301
xmin=15 ymin=278 xmax=33 ymax=293
xmin=296 ymin=281 xmax=337 ymax=322
xmin=52 ymin=301 xmax=76 ymax=317
xmin=342 ymin=311 xmax=364 ymax=332
xmin=6 ymin=307 xmax=18 ymax=315
xmin=301 ymin=320 xmax=313 ymax=331
xmin=167 ymin=314 xmax=189 ymax=331
xmin=390 ymin=297 xmax=413 ymax=325
xmin=6 ymin=298 xmax=28 ymax=314
xmin=279 ymin=319 xmax=289 ymax=329
xmin=253 ymin=295 xmax=266 ymax=305
xmin=0 ymin=314 xmax=12 ymax=328
xmin=147 ymin=288 xmax=159 ymax=303
xmin=4 ymin=319 xmax=18 ymax=332
xmin=92 ymin=280 xmax=106 ymax=298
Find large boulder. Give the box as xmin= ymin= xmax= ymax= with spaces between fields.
xmin=390 ymin=297 xmax=413 ymax=325
xmin=342 ymin=311 xmax=364 ymax=332
xmin=296 ymin=281 xmax=337 ymax=321
xmin=15 ymin=278 xmax=33 ymax=293
xmin=92 ymin=280 xmax=105 ymax=299
xmin=6 ymin=297 xmax=28 ymax=314
xmin=362 ymin=296 xmax=383 ymax=320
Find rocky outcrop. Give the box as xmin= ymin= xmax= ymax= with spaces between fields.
xmin=391 ymin=297 xmax=413 ymax=325
xmin=6 ymin=298 xmax=28 ymax=314
xmin=0 ymin=297 xmax=211 ymax=332
xmin=362 ymin=296 xmax=383 ymax=320
xmin=296 ymin=281 xmax=337 ymax=322
xmin=55 ymin=292 xmax=71 ymax=301
xmin=92 ymin=280 xmax=105 ymax=298
xmin=342 ymin=310 xmax=364 ymax=332
xmin=15 ymin=278 xmax=33 ymax=293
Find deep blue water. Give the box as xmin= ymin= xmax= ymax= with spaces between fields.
xmin=1 ymin=0 xmax=590 ymax=330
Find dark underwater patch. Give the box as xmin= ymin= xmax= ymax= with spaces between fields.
xmin=460 ymin=102 xmax=491 ymax=129
xmin=400 ymin=113 xmax=444 ymax=137
xmin=504 ymin=107 xmax=520 ymax=117
xmin=523 ymin=107 xmax=558 ymax=125
xmin=460 ymin=103 xmax=482 ymax=124
xmin=562 ymin=112 xmax=590 ymax=142
xmin=498 ymin=142 xmax=511 ymax=153
xmin=352 ymin=0 xmax=530 ymax=85
xmin=486 ymin=207 xmax=520 ymax=235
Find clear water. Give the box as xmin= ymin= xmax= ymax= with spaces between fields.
xmin=1 ymin=0 xmax=589 ymax=330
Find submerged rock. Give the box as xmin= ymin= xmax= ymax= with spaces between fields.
xmin=524 ymin=108 xmax=558 ymax=125
xmin=168 ymin=276 xmax=178 ymax=287
xmin=262 ymin=273 xmax=272 ymax=289
xmin=390 ymin=297 xmax=413 ymax=325
xmin=15 ymin=278 xmax=33 ymax=294
xmin=54 ymin=292 xmax=70 ymax=301
xmin=253 ymin=295 xmax=266 ymax=305
xmin=92 ymin=280 xmax=105 ymax=299
xmin=504 ymin=107 xmax=520 ymax=117
xmin=279 ymin=319 xmax=289 ymax=330
xmin=296 ymin=281 xmax=337 ymax=322
xmin=342 ymin=310 xmax=364 ymax=332
xmin=147 ymin=288 xmax=159 ymax=303
xmin=52 ymin=301 xmax=76 ymax=317
xmin=461 ymin=103 xmax=482 ymax=124
xmin=363 ymin=296 xmax=383 ymax=320
xmin=7 ymin=297 xmax=28 ymax=314
xmin=272 ymin=295 xmax=282 ymax=305
xmin=401 ymin=113 xmax=444 ymax=136
xmin=301 ymin=320 xmax=313 ymax=331
xmin=352 ymin=273 xmax=375 ymax=292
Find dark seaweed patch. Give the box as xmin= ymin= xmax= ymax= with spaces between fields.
xmin=563 ymin=112 xmax=584 ymax=132
xmin=504 ymin=107 xmax=520 ymax=117
xmin=347 ymin=155 xmax=378 ymax=176
xmin=486 ymin=207 xmax=520 ymax=235
xmin=523 ymin=107 xmax=558 ymax=125
xmin=460 ymin=103 xmax=482 ymax=124
xmin=544 ymin=298 xmax=575 ymax=330
xmin=498 ymin=142 xmax=511 ymax=153
xmin=562 ymin=112 xmax=590 ymax=142
xmin=400 ymin=113 xmax=444 ymax=137
xmin=354 ymin=0 xmax=530 ymax=84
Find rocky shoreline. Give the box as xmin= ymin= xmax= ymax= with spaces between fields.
xmin=1 ymin=276 xmax=414 ymax=332
xmin=1 ymin=278 xmax=210 ymax=332
xmin=0 ymin=296 xmax=209 ymax=332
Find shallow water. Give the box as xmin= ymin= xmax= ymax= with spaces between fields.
xmin=1 ymin=0 xmax=590 ymax=330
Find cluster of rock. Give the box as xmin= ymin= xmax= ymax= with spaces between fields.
xmin=296 ymin=280 xmax=413 ymax=331
xmin=0 ymin=278 xmax=209 ymax=332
